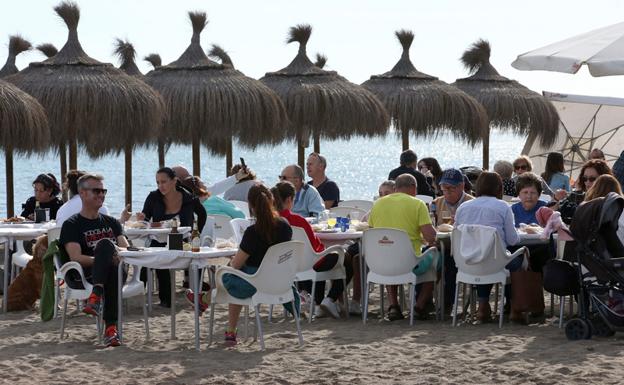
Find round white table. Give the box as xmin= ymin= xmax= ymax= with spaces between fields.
xmin=123 ymin=226 xmax=191 ymax=245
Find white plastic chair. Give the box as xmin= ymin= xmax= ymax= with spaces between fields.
xmin=229 ymin=200 xmax=250 ymax=218
xmin=291 ymin=226 xmax=347 ymax=322
xmin=208 ymin=241 xmax=305 ymax=350
xmin=230 ymin=218 xmax=251 ymax=244
xmin=451 ymin=224 xmax=527 ymax=328
xmin=339 ymin=200 xmax=374 ymax=211
xmin=208 ymin=214 xmax=235 ymax=241
xmin=200 ymin=216 xmax=215 ymax=246
xmin=416 ymin=195 xmax=434 ymax=205
xmin=361 ymin=228 xmax=439 ymax=326
xmin=11 ymin=241 xmax=33 ymax=279
xmin=329 ymin=206 xmax=368 ymax=219
xmin=539 ymin=194 xmax=552 ymax=203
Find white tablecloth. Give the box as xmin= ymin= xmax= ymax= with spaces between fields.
xmin=124 ymin=226 xmax=191 ymax=244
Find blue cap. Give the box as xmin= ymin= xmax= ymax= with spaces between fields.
xmin=439 ymin=168 xmax=464 ymax=186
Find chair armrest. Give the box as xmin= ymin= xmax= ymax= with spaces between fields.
xmin=416 ymin=246 xmax=438 ymax=265
xmin=315 ymin=245 xmax=346 ymax=266
xmin=59 ymin=261 xmax=90 ymax=289
xmin=508 ymin=246 xmax=529 ymax=270
xmin=214 ymin=265 xmax=255 ymax=289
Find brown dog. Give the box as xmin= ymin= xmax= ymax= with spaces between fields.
xmin=7 ymin=235 xmax=48 ymax=311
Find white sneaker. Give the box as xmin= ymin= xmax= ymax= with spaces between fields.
xmin=349 ymin=301 xmax=362 ymax=315
xmin=313 ymin=304 xmax=326 ymax=319
xmin=321 ymin=297 xmax=341 ymax=319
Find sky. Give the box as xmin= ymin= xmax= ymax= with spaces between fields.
xmin=1 ymin=0 xmax=624 ymax=98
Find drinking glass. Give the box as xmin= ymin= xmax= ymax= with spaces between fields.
xmin=440 ymin=210 xmax=453 ymax=225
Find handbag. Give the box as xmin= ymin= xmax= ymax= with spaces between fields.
xmin=511 ymin=253 xmax=545 ymax=313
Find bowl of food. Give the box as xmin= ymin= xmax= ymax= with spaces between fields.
xmin=150 ymin=221 xmax=163 ymax=228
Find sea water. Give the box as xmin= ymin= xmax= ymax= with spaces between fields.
xmin=0 ymin=130 xmax=525 ymax=217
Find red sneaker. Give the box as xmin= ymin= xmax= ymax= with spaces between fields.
xmin=104 ymin=325 xmax=121 ymax=347
xmin=83 ymin=293 xmax=103 ymax=317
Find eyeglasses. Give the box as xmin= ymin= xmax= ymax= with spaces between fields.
xmin=84 ymin=188 xmax=108 ymax=195
xmin=584 ymin=176 xmax=597 ymax=183
xmin=279 ymin=175 xmax=296 ymax=181
xmin=515 ymin=165 xmax=528 ymax=171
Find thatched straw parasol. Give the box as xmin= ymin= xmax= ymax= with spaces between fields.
xmin=113 ymin=38 xmax=165 ymax=210
xmin=452 ymin=39 xmax=559 ymax=169
xmin=0 ymin=36 xmax=32 ymax=77
xmin=260 ymin=25 xmax=389 ymax=166
xmin=145 ymin=12 xmax=287 ymax=177
xmin=362 ymin=30 xmax=488 ymax=151
xmin=36 ymin=43 xmax=58 ymax=58
xmin=6 ymin=1 xmax=164 ymax=174
xmin=143 ymin=53 xmax=168 ymax=167
xmin=0 ymin=79 xmax=49 ymax=217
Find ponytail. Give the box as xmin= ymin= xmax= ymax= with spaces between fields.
xmin=271 ymin=181 xmax=296 ymax=212
xmin=248 ymin=184 xmax=280 ymax=243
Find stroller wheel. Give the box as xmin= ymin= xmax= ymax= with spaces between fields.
xmin=565 ymin=318 xmax=592 ymax=340
xmin=589 ymin=316 xmax=615 ymax=338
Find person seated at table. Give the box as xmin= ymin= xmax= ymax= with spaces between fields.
xmin=542 ymin=152 xmax=570 ymax=193
xmin=454 ymin=172 xmax=523 ymax=323
xmin=511 ymin=155 xmax=554 ymax=196
xmin=494 ymin=160 xmax=516 ymax=197
xmin=589 ymin=148 xmax=606 ymax=161
xmin=431 ymin=169 xmax=474 ymax=310
xmin=59 ymin=173 xmax=129 ymax=347
xmin=280 ymin=164 xmax=325 ymax=218
xmin=388 ymin=149 xmax=435 ymax=197
xmin=223 ymin=164 xmax=260 ymax=202
xmin=271 ymin=181 xmax=346 ymax=319
xmin=307 ymin=152 xmax=340 ymax=209
xmin=418 ymin=157 xmax=444 ymax=196
xmin=584 ymin=174 xmax=623 ymax=201
xmin=56 ymin=170 xmax=110 ymax=227
xmin=20 ymin=173 xmax=63 ymax=220
xmin=557 ymin=159 xmax=613 ymax=223
xmin=172 ymin=164 xmax=250 ymax=197
xmin=131 ymin=167 xmax=207 ymax=308
xmin=368 ymin=174 xmax=437 ymax=321
xmin=188 ymin=184 xmax=292 ymax=346
xmin=185 ymin=176 xmax=245 ymax=219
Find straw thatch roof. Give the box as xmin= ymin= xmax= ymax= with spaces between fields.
xmin=362 ymin=30 xmax=488 ymax=146
xmin=145 ymin=12 xmax=287 ymax=154
xmin=36 ymin=43 xmax=58 ymax=58
xmin=314 ymin=53 xmax=327 ymax=69
xmin=144 ymin=53 xmax=162 ymax=69
xmin=208 ymin=44 xmax=232 ymax=67
xmin=260 ymin=24 xmax=389 ymax=141
xmin=0 ymin=78 xmax=48 ymax=153
xmin=6 ymin=1 xmax=164 ymax=158
xmin=0 ymin=36 xmax=32 ymax=78
xmin=452 ymin=39 xmax=559 ymax=147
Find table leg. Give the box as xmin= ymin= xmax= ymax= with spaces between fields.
xmin=439 ymin=241 xmax=446 ymax=321
xmin=193 ymin=264 xmax=200 ymax=351
xmin=147 ymin=269 xmax=153 ymax=314
xmin=170 ymin=269 xmax=176 ymax=340
xmin=359 ymin=238 xmax=366 ymax=322
xmin=118 ymin=260 xmax=124 ymax=342
xmin=3 ymin=239 xmax=11 ymax=313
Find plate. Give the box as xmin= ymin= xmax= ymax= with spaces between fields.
xmin=316 ymin=228 xmax=339 ymax=233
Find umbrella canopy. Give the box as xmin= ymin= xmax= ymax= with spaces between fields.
xmin=260 ymin=24 xmax=389 ymax=165
xmin=0 ymin=79 xmax=49 ymax=217
xmin=145 ymin=11 xmax=287 ymax=176
xmin=362 ymin=30 xmax=487 ymax=150
xmin=6 ymin=1 xmax=164 ymax=169
xmin=0 ymin=36 xmax=32 ymax=77
xmin=452 ymin=39 xmax=559 ymax=169
xmin=143 ymin=53 xmax=168 ymax=167
xmin=512 ymin=22 xmax=624 ymax=77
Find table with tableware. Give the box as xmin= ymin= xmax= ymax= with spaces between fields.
xmin=0 ymin=221 xmax=53 ymax=312
xmin=117 ymin=245 xmax=237 ymax=349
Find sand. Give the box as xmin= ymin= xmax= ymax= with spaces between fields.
xmin=1 ymin=288 xmax=624 ymax=385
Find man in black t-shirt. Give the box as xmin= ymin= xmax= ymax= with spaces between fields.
xmin=388 ymin=149 xmax=435 ymax=197
xmin=59 ymin=174 xmax=129 ymax=347
xmin=306 ymin=152 xmax=340 ymax=208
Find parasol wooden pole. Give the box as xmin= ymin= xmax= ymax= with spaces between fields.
xmin=226 ymin=136 xmax=233 ymax=177
xmin=157 ymin=139 xmax=165 ymax=168
xmin=401 ymin=127 xmax=409 ymax=151
xmin=192 ymin=136 xmax=201 ymax=177
xmin=482 ymin=128 xmax=490 ymax=170
xmin=297 ymin=139 xmax=305 ymax=169
xmin=124 ymin=143 xmax=132 ymax=211
xmin=5 ymin=146 xmax=14 ymax=217
xmin=69 ymin=136 xmax=77 ymax=170
xmin=313 ymin=132 xmax=320 ymax=154
xmin=59 ymin=142 xmax=68 ymax=202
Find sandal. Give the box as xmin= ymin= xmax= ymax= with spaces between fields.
xmin=387 ymin=305 xmax=404 ymax=321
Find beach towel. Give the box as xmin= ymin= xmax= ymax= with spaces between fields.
xmin=40 ymin=239 xmax=69 ymax=321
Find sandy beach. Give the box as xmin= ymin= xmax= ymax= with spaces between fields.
xmin=1 ymin=288 xmax=623 ymax=385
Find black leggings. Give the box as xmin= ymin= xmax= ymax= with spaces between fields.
xmin=140 ymin=240 xmax=171 ymax=305
xmin=298 ymin=252 xmax=354 ymax=303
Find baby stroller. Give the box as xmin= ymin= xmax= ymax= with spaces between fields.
xmin=565 ymin=192 xmax=624 ymax=340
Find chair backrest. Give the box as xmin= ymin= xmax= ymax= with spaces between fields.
xmin=200 ymin=216 xmax=215 ymax=246
xmin=329 ymin=206 xmax=368 ymax=219
xmin=451 ymin=224 xmax=510 ymax=276
xmin=229 ymin=200 xmax=250 ymax=218
xmin=209 ymin=214 xmax=235 ymax=240
xmin=362 ymin=228 xmax=418 ymax=276
xmin=291 ymin=226 xmax=317 ymax=272
xmin=339 ymin=200 xmax=373 ymax=211
xmin=253 ymin=240 xmax=304 ymax=295
xmin=48 ymin=226 xmax=62 ymax=242
xmin=415 ymin=195 xmax=433 ymax=205
xmin=230 ymin=218 xmax=251 ymax=244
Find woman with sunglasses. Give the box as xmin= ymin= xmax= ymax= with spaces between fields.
xmin=133 ymin=167 xmax=207 ymax=307
xmin=20 ymin=173 xmax=63 ymax=220
xmin=511 ymin=156 xmax=554 ymax=196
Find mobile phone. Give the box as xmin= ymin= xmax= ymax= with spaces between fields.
xmin=240 ymin=157 xmax=246 ymax=168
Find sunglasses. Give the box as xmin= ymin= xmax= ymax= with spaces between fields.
xmin=84 ymin=188 xmax=108 ymax=195
xmin=584 ymin=176 xmax=597 ymax=183
xmin=515 ymin=165 xmax=528 ymax=170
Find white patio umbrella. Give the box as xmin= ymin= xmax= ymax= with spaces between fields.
xmin=511 ymin=22 xmax=624 ymax=77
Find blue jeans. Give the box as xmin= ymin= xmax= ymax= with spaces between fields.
xmin=476 ymin=255 xmax=524 ymax=302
